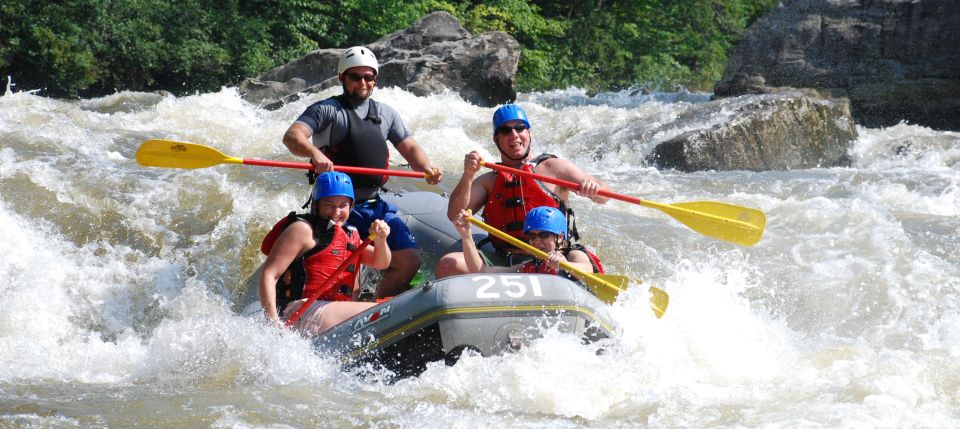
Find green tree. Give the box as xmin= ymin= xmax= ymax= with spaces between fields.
xmin=0 ymin=0 xmax=101 ymax=96
xmin=0 ymin=0 xmax=777 ymax=97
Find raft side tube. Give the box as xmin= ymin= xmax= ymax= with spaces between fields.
xmin=314 ymin=273 xmax=617 ymax=378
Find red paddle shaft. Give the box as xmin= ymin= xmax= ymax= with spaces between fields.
xmin=242 ymin=158 xmax=428 ymax=178
xmin=481 ymin=161 xmax=640 ymax=204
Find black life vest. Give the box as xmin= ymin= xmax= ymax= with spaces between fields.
xmin=324 ymin=95 xmax=388 ymax=200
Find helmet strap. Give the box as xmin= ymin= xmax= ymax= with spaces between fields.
xmin=496 ymin=139 xmax=530 ymax=162
xmin=302 ymin=170 xmax=317 ymax=210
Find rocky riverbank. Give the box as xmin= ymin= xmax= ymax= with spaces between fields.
xmin=239 ymin=2 xmax=955 ymax=172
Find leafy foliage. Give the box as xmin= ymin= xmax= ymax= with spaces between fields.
xmin=0 ymin=0 xmax=776 ymax=97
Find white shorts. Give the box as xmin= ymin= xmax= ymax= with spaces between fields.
xmin=282 ymin=299 xmax=331 ymax=335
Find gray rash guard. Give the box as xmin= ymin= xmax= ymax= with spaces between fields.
xmin=294 ymin=97 xmax=411 ymax=154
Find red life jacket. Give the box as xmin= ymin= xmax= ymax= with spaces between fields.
xmin=482 ymin=154 xmax=564 ymax=249
xmin=518 ymin=244 xmax=605 ymax=275
xmin=519 ymin=260 xmax=559 ymax=275
xmin=261 ymin=213 xmax=361 ymax=313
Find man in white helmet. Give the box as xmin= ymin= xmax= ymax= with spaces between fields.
xmin=282 ymin=46 xmax=444 ymax=299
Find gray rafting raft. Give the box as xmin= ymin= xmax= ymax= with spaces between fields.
xmin=238 ymin=190 xmax=618 ymax=378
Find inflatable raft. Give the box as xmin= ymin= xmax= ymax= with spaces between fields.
xmin=238 ymin=190 xmax=618 ymax=378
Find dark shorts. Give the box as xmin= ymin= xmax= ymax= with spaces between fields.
xmin=349 ymin=197 xmax=418 ymax=251
xmin=478 ymin=241 xmax=534 ymax=266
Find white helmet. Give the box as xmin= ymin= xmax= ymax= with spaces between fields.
xmin=337 ymin=46 xmax=379 ymax=74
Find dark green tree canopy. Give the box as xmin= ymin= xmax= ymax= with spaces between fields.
xmin=0 ymin=0 xmax=775 ymax=98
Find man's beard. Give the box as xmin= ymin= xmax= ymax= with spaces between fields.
xmin=341 ymin=84 xmax=371 ymax=106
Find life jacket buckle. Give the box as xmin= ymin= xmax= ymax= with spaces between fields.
xmin=504 ymin=220 xmax=524 ymax=231
xmin=504 ymin=197 xmax=524 ymax=208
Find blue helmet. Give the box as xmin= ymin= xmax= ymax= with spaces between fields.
xmin=492 ymin=104 xmax=531 ymax=133
xmin=523 ymin=206 xmax=567 ymax=239
xmin=313 ymin=171 xmax=354 ymax=201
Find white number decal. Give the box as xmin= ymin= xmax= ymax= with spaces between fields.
xmin=502 ymin=275 xmax=526 ymax=298
xmin=473 ymin=275 xmax=544 ymax=299
xmin=529 ymin=276 xmax=543 ymax=297
xmin=475 ymin=275 xmax=499 ymax=299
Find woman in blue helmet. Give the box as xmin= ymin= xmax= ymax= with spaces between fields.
xmin=451 ymin=206 xmax=597 ymax=276
xmin=259 ymin=171 xmax=391 ymax=335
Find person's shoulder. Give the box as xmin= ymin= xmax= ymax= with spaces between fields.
xmin=276 ymin=218 xmax=314 ymax=246
xmin=286 ymin=218 xmax=314 ymax=233
xmin=536 ymin=156 xmax=581 ymax=174
xmin=565 ymin=248 xmax=591 ymax=262
xmin=371 ymin=98 xmax=396 ymax=111
xmin=303 ymin=97 xmax=341 ymax=112
xmin=475 ymin=171 xmax=497 ymax=185
xmin=373 ymin=100 xmax=404 ymax=119
xmin=531 ymin=153 xmax=559 ymax=164
xmin=533 ymin=153 xmax=564 ymax=166
xmin=566 ymin=247 xmax=589 ymax=257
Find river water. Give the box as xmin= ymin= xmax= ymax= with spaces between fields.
xmin=1 ymin=84 xmax=958 ymax=428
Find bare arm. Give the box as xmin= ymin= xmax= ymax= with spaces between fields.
xmin=395 ymin=137 xmax=443 ymax=184
xmin=359 ymin=219 xmax=391 ymax=270
xmin=259 ymin=222 xmax=312 ymax=325
xmin=282 ymin=123 xmax=334 ymax=172
xmin=453 ymin=210 xmax=515 ymax=274
xmin=558 ymin=249 xmax=595 ymax=273
xmin=447 ymin=151 xmax=494 ymax=222
xmin=453 ymin=210 xmax=485 ymax=273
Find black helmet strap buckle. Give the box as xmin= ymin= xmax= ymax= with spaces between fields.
xmin=301 ymin=170 xmax=318 ymax=210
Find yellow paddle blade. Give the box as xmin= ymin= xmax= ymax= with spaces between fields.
xmin=648 ymin=286 xmax=669 ymax=319
xmin=587 ymin=273 xmax=628 ymax=304
xmin=136 ymin=139 xmax=243 ymax=169
xmin=588 ymin=274 xmax=667 ymax=318
xmin=466 ymin=216 xmax=668 ymax=317
xmin=642 ymin=200 xmax=767 ymax=246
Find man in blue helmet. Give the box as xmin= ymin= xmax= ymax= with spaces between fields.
xmin=435 ymin=104 xmax=609 ymax=278
xmin=282 ymin=46 xmax=443 ymax=299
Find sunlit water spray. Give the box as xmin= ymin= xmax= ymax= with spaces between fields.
xmin=1 ymin=84 xmax=958 ymax=427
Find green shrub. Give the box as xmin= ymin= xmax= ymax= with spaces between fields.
xmin=0 ymin=0 xmax=776 ymax=97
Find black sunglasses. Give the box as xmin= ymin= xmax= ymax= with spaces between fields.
xmin=525 ymin=231 xmax=556 ymax=240
xmin=345 ymin=73 xmax=377 ymax=82
xmin=496 ymin=124 xmax=528 ymax=135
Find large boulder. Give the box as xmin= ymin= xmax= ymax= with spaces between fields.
xmin=239 ymin=12 xmax=520 ymax=109
xmin=714 ymin=0 xmax=960 ymax=131
xmin=647 ymin=92 xmax=857 ymax=172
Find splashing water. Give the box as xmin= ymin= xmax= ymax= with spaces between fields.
xmin=1 ymin=85 xmax=958 ymax=427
